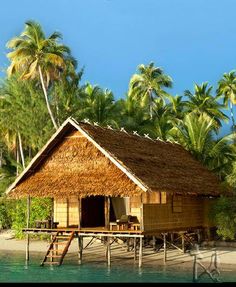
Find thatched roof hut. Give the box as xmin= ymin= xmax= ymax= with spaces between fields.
xmin=6 ymin=117 xmax=224 ymax=199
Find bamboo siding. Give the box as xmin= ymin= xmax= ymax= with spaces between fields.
xmin=143 ymin=195 xmax=216 ymax=233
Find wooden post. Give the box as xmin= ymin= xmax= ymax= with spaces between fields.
xmin=134 ymin=237 xmax=137 ymax=261
xmin=25 ymin=195 xmax=31 ymax=262
xmin=139 ymin=237 xmax=142 ymax=268
xmin=181 ymin=232 xmax=185 ymax=253
xmin=107 ymin=236 xmax=111 ymax=267
xmin=152 ymin=236 xmax=156 ymax=251
xmin=140 ymin=203 xmax=144 ymax=231
xmin=197 ymin=229 xmax=201 ymax=244
xmin=78 ymin=236 xmax=83 ymax=264
xmin=105 ymin=196 xmax=110 ymax=230
xmin=78 ymin=197 xmax=82 ymax=229
xmin=170 ymin=233 xmax=174 ymax=243
xmin=127 ymin=238 xmax=130 ymax=252
xmin=51 ymin=198 xmax=54 ymax=229
xmin=163 ymin=233 xmax=167 ymax=264
xmin=193 ymin=255 xmax=198 ymax=282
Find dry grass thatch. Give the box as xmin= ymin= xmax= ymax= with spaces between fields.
xmin=7 ymin=118 xmax=226 ymax=198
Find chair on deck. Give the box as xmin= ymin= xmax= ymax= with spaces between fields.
xmin=111 ymin=214 xmax=140 ymax=231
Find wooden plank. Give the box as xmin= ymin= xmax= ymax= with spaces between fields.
xmin=78 ymin=236 xmax=83 ymax=264
xmin=105 ymin=197 xmax=110 ymax=229
xmin=163 ymin=233 xmax=167 ymax=264
xmin=25 ymin=195 xmax=31 ymax=262
xmin=138 ymin=237 xmax=142 ymax=268
xmin=107 ymin=236 xmax=111 ymax=267
xmin=134 ymin=237 xmax=137 ymax=261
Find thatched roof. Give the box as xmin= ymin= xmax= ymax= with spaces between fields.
xmin=6 ymin=118 xmax=225 ymax=198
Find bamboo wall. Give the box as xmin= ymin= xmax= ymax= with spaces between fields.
xmin=54 ymin=196 xmax=79 ymax=227
xmin=53 ymin=193 xmax=215 ymax=231
xmin=143 ymin=194 xmax=216 ymax=233
xmin=54 ymin=197 xmax=68 ymax=228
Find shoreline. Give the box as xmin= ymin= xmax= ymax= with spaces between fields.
xmin=1 ymin=230 xmax=236 ymax=273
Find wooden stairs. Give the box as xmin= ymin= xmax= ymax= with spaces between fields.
xmin=41 ymin=231 xmax=75 ymax=266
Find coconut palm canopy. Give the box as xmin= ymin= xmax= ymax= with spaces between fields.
xmin=6 ymin=118 xmax=226 ymax=198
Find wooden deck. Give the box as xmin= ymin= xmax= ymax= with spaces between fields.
xmin=22 ymin=227 xmax=144 ymax=237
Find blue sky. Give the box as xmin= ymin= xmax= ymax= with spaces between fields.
xmin=0 ymin=0 xmax=235 ymax=135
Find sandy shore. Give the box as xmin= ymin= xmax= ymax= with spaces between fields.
xmin=0 ymin=229 xmax=235 ymax=273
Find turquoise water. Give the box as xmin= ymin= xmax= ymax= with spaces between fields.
xmin=0 ymin=251 xmax=235 ymax=283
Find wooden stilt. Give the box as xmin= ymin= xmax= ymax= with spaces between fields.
xmin=78 ymin=236 xmax=83 ymax=264
xmin=197 ymin=229 xmax=201 ymax=244
xmin=193 ymin=254 xmax=198 ymax=282
xmin=170 ymin=233 xmax=174 ymax=243
xmin=50 ymin=234 xmax=54 ymax=262
xmin=181 ymin=233 xmax=185 ymax=253
xmin=78 ymin=197 xmax=82 ymax=229
xmin=163 ymin=233 xmax=167 ymax=264
xmin=25 ymin=195 xmax=31 ymax=262
xmin=138 ymin=237 xmax=142 ymax=268
xmin=107 ymin=236 xmax=111 ymax=267
xmin=127 ymin=238 xmax=130 ymax=252
xmin=134 ymin=237 xmax=137 ymax=261
xmin=105 ymin=197 xmax=110 ymax=230
xmin=152 ymin=236 xmax=156 ymax=250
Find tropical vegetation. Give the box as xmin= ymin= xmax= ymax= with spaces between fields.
xmin=0 ymin=20 xmax=236 ymax=240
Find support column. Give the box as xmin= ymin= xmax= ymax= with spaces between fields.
xmin=107 ymin=236 xmax=111 ymax=267
xmin=152 ymin=236 xmax=156 ymax=251
xmin=105 ymin=196 xmax=110 ymax=230
xmin=139 ymin=237 xmax=143 ymax=268
xmin=134 ymin=237 xmax=137 ymax=261
xmin=163 ymin=233 xmax=167 ymax=264
xmin=181 ymin=233 xmax=185 ymax=253
xmin=197 ymin=229 xmax=201 ymax=244
xmin=78 ymin=197 xmax=82 ymax=229
xmin=193 ymin=254 xmax=198 ymax=282
xmin=25 ymin=195 xmax=31 ymax=262
xmin=78 ymin=236 xmax=83 ymax=264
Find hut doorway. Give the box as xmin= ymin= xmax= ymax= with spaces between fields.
xmin=81 ymin=196 xmax=105 ymax=227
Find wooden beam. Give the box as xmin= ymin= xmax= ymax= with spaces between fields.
xmin=78 ymin=236 xmax=83 ymax=264
xmin=105 ymin=196 xmax=110 ymax=229
xmin=134 ymin=237 xmax=137 ymax=261
xmin=107 ymin=236 xmax=111 ymax=267
xmin=78 ymin=197 xmax=82 ymax=229
xmin=25 ymin=195 xmax=31 ymax=261
xmin=163 ymin=233 xmax=167 ymax=264
xmin=138 ymin=237 xmax=142 ymax=268
xmin=181 ymin=233 xmax=185 ymax=253
xmin=152 ymin=236 xmax=156 ymax=251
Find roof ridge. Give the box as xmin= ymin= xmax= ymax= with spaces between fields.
xmin=77 ymin=118 xmax=180 ymax=145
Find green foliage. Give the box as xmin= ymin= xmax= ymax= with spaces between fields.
xmin=1 ymin=20 xmax=236 ymax=242
xmin=10 ymin=198 xmax=52 ymax=238
xmin=211 ymin=195 xmax=236 ymax=240
xmin=0 ymin=197 xmax=15 ymax=229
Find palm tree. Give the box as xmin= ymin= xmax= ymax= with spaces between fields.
xmin=6 ymin=20 xmax=76 ymax=130
xmin=217 ymin=71 xmax=236 ymax=131
xmin=116 ymin=95 xmax=151 ymax=133
xmin=170 ymin=112 xmax=235 ymax=179
xmin=78 ymin=83 xmax=117 ymax=125
xmin=128 ymin=62 xmax=173 ymax=119
xmin=184 ymin=82 xmax=228 ymax=130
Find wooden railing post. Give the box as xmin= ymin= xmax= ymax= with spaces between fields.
xmin=105 ymin=196 xmax=110 ymax=230
xmin=26 ymin=195 xmax=31 ymax=262
xmin=78 ymin=196 xmax=82 ymax=229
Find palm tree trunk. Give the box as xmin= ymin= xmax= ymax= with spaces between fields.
xmin=149 ymin=89 xmax=153 ymax=120
xmin=38 ymin=66 xmax=58 ymax=130
xmin=16 ymin=145 xmax=19 ymax=176
xmin=229 ymin=101 xmax=235 ymax=131
xmin=0 ymin=148 xmax=2 ymax=168
xmin=18 ymin=132 xmax=25 ymax=169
